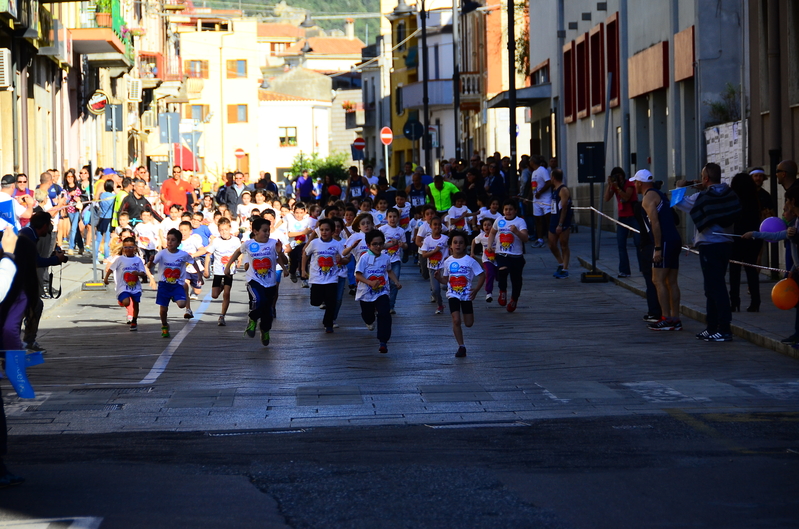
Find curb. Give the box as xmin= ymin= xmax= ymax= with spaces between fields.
xmin=577 ymin=255 xmax=799 ymax=361
xmin=42 ymin=262 xmax=106 ymax=316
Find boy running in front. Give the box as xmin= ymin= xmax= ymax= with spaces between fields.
xmin=149 ymin=228 xmax=194 ymax=338
xmin=104 ymin=236 xmax=156 ymax=331
xmin=301 ymin=218 xmax=347 ymax=333
xmin=203 ymin=217 xmax=241 ymax=326
xmin=355 ymin=229 xmax=402 ymax=354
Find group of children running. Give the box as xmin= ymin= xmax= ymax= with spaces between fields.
xmin=101 ymin=187 xmax=542 ymax=357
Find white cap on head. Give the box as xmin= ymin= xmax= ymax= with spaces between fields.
xmin=630 ymin=169 xmax=653 ymax=183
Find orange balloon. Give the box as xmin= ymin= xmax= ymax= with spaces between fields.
xmin=772 ymin=278 xmax=799 ymax=310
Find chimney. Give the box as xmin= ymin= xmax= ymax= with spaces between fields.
xmin=344 ymin=18 xmax=354 ymax=40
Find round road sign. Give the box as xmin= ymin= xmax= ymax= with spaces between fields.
xmin=380 ymin=127 xmax=393 ymax=146
xmin=353 ymin=137 xmax=366 ymax=151
xmin=87 ymin=90 xmax=109 ymax=115
xmin=234 ymin=149 xmax=246 ymax=159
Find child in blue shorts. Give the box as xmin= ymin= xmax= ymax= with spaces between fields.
xmin=149 ymin=228 xmax=193 ymax=338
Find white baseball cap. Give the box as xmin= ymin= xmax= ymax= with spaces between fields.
xmin=630 ymin=169 xmax=653 ymax=183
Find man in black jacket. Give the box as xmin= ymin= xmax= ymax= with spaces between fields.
xmin=119 ymin=179 xmax=162 ymax=224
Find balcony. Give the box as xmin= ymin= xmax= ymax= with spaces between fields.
xmin=460 ymin=72 xmax=481 ymax=102
xmin=401 ymin=79 xmax=453 ymax=111
xmin=138 ymin=51 xmax=183 ymax=88
xmin=71 ymin=0 xmax=133 ymax=69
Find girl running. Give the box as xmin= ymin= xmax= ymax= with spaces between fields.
xmin=104 ymin=236 xmax=155 ymax=331
xmin=487 ymin=200 xmax=529 ymax=313
xmin=355 ymin=229 xmax=402 ymax=354
xmin=149 ymin=228 xmax=195 ymax=338
xmin=420 ymin=216 xmax=449 ymax=314
xmin=437 ymin=230 xmax=485 ymax=357
xmin=379 ymin=208 xmax=407 ymax=314
xmin=301 ymin=218 xmax=347 ymax=333
xmin=203 ymin=217 xmax=241 ymax=326
xmin=471 ymin=217 xmax=497 ymax=302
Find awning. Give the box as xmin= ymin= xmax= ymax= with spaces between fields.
xmin=487 ymin=83 xmax=552 ymax=109
xmin=173 ymin=143 xmax=198 ymax=171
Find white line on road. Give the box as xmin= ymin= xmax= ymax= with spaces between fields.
xmin=139 ymin=294 xmax=213 ymax=384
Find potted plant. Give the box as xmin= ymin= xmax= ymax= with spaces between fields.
xmin=95 ymin=0 xmax=112 ymax=28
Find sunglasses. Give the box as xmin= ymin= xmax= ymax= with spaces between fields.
xmin=17 ymin=180 xmax=27 ymax=183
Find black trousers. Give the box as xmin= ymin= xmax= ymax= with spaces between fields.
xmin=360 ymin=295 xmax=392 ymax=343
xmin=496 ymin=253 xmax=525 ymax=300
xmin=638 ymin=243 xmax=662 ymax=317
xmin=288 ymin=244 xmax=305 ymax=277
xmin=729 ymin=238 xmax=762 ymax=308
xmin=247 ymin=281 xmax=277 ymax=332
xmin=310 ymin=283 xmax=338 ymax=328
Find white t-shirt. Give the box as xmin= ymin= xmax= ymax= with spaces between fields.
xmin=206 ymin=236 xmax=241 ymax=276
xmin=477 ymin=208 xmax=502 ymax=223
xmin=372 ymin=209 xmax=389 ymax=227
xmin=304 ymin=238 xmax=343 ymax=285
xmin=472 ymin=232 xmax=496 ymax=264
xmin=285 ymin=214 xmax=310 ymax=248
xmin=241 ymin=239 xmax=279 ymax=288
xmin=345 ymin=231 xmax=369 ymax=262
xmin=237 ymin=203 xmax=257 ymax=220
xmin=440 ymin=255 xmax=484 ymax=301
xmin=153 ymin=249 xmax=192 ymax=284
xmin=366 ymin=175 xmax=379 ymax=186
xmin=397 ymin=204 xmax=412 ymax=232
xmin=355 ymin=250 xmax=391 ymax=302
xmin=421 ymin=234 xmax=449 ymax=270
xmin=0 ymin=193 xmax=25 ymax=230
xmin=492 ymin=216 xmax=527 ymax=256
xmin=532 ymin=166 xmax=551 ymax=203
xmin=109 ymin=255 xmax=146 ymax=297
xmin=447 ymin=205 xmax=471 ymax=230
xmin=179 ymin=233 xmax=204 ymax=273
xmin=270 ymin=230 xmax=289 ymax=272
xmin=160 ymin=218 xmax=180 ymax=241
xmin=380 ymin=225 xmax=405 ymax=263
xmin=134 ymin=222 xmax=160 ymax=250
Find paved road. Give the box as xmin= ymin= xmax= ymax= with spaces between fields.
xmin=1 ymin=240 xmax=797 ymax=527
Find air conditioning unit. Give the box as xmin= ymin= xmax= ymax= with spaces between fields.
xmin=0 ymin=49 xmax=11 ymax=89
xmin=127 ymin=78 xmax=143 ymax=102
xmin=142 ymin=109 xmax=156 ymax=130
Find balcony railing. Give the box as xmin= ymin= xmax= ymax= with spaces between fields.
xmin=401 ymin=79 xmax=453 ymax=110
xmin=75 ymin=0 xmax=134 ymax=63
xmin=138 ymin=51 xmax=183 ymax=82
xmin=460 ymin=72 xmax=481 ymax=101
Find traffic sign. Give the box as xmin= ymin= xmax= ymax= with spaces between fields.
xmin=403 ymin=119 xmax=424 ymax=141
xmin=234 ymin=148 xmax=246 ymax=159
xmin=380 ymin=127 xmax=393 ymax=146
xmin=353 ymin=137 xmax=366 ymax=151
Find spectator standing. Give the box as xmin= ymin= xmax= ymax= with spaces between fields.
xmin=728 ymin=172 xmax=762 ymax=312
xmin=295 ymin=169 xmax=314 ymax=203
xmin=427 ymin=174 xmax=459 ymax=215
xmin=223 ymin=172 xmax=248 ymax=212
xmin=603 ymin=167 xmax=640 ymax=277
xmin=160 ymin=165 xmax=192 ymax=211
xmin=1 ymin=174 xmax=34 ymax=230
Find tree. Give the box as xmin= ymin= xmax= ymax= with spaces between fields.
xmin=289 ymin=152 xmax=349 ymax=183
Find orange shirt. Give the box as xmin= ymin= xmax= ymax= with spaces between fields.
xmin=161 ymin=178 xmax=193 ymax=209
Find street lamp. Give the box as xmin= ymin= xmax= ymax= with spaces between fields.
xmin=452 ymin=0 xmax=480 ymax=160
xmin=506 ymin=0 xmax=517 ymax=194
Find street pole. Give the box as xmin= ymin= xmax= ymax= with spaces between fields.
xmin=506 ymin=0 xmax=517 ymax=194
xmin=452 ymin=0 xmax=461 ymax=160
xmin=111 ymin=104 xmax=118 ymax=171
xmin=420 ymin=0 xmax=432 ymax=176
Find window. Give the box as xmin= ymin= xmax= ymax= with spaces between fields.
xmin=227 ymin=104 xmax=248 ymax=123
xmin=270 ymin=42 xmax=287 ymax=56
xmin=185 ymin=60 xmax=208 ymax=79
xmin=200 ymin=20 xmax=231 ymax=32
xmin=563 ymin=41 xmax=575 ymax=123
xmin=575 ymin=33 xmax=589 ymax=119
xmin=606 ymin=13 xmax=620 ymax=107
xmin=589 ymin=23 xmax=605 ymax=114
xmin=226 ymin=60 xmax=247 ymax=78
xmin=279 ymin=127 xmax=297 ymax=147
xmin=397 ymin=21 xmax=406 ymax=51
xmin=395 ymin=85 xmax=404 ymax=115
xmin=186 ymin=104 xmax=210 ymax=121
xmin=531 ymin=59 xmax=549 ymax=86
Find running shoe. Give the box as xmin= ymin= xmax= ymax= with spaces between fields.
xmin=389 ymin=309 xmax=396 ymax=315
xmin=435 ymin=306 xmax=443 ymax=314
xmin=126 ymin=315 xmax=133 ymax=324
xmin=696 ymin=329 xmax=711 ymax=340
xmin=672 ymin=320 xmax=683 ymax=331
xmin=430 ymin=295 xmax=437 ymax=303
xmin=349 ymin=286 xmax=356 ymax=296
xmin=507 ymin=299 xmax=517 ymax=313
xmin=161 ymin=325 xmax=170 ymax=338
xmin=379 ymin=343 xmax=388 ymax=354
xmin=333 ymin=323 xmax=339 ymax=328
xmin=261 ymin=331 xmax=270 ymax=346
xmin=780 ymin=333 xmax=799 ymax=345
xmin=366 ymin=322 xmax=376 ymax=331
xmin=498 ymin=291 xmax=507 ymax=306
xmin=245 ymin=319 xmax=257 ymax=338
xmin=302 ymin=280 xmax=309 ymax=288
xmin=617 ymin=273 xmax=631 ymax=278
xmin=23 ymin=341 xmax=45 ymax=352
xmin=555 ymin=269 xmax=570 ymax=279
xmin=289 ymin=273 xmax=298 ymax=283
xmin=455 ymin=346 xmax=467 ymax=358
xmin=189 ymin=294 xmax=199 ymax=301
xmin=485 ymin=293 xmax=493 ymax=303
xmin=325 ymin=327 xmax=334 ymax=334
xmin=320 ymin=303 xmax=326 ymax=309
xmin=184 ymin=309 xmax=193 ymax=319
xmin=553 ymin=265 xmax=564 ymax=278
xmin=129 ymin=321 xmax=138 ymax=332
xmin=533 ymin=239 xmax=545 ymax=248
xmin=703 ymin=332 xmax=732 ymax=342
xmin=643 ymin=314 xmax=661 ymax=323
xmin=218 ymin=315 xmax=226 ymax=326
xmin=648 ymin=318 xmax=676 ymax=331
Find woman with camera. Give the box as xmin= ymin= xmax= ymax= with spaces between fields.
xmin=603 ymin=167 xmax=640 ymax=278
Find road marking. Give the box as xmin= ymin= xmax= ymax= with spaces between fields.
xmin=139 ymin=294 xmax=212 ymax=384
xmin=623 ymin=381 xmax=709 ymax=403
xmin=0 ymin=517 xmax=103 ymax=528
xmin=666 ymin=408 xmax=750 ymax=454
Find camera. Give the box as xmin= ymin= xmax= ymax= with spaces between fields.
xmin=54 ymin=246 xmax=69 ymax=262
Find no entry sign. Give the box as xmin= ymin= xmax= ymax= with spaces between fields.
xmin=353 ymin=137 xmax=366 ymax=151
xmin=380 ymin=127 xmax=393 ymax=146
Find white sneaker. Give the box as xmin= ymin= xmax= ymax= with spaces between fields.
xmin=190 ymin=294 xmax=199 ymax=300
xmin=184 ymin=309 xmax=193 ymax=319
xmin=333 ymin=323 xmax=339 ymax=328
xmin=218 ymin=315 xmax=226 ymax=326
xmin=301 ymin=280 xmax=309 ymax=288
xmin=485 ymin=293 xmax=493 ymax=302
xmin=366 ymin=323 xmax=375 ymax=331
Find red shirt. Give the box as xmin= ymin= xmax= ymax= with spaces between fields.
xmin=161 ymin=178 xmax=193 ymax=209
xmin=616 ymin=180 xmax=637 ymax=218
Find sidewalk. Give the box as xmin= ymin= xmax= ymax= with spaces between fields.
xmin=569 ymin=227 xmax=799 ymax=360
xmin=40 ymin=252 xmax=103 ymax=313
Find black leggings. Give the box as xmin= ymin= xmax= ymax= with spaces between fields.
xmin=496 ymin=254 xmax=525 ymax=300
xmin=288 ymin=243 xmax=305 ymax=276
xmin=360 ymin=295 xmax=392 ymax=343
xmin=311 ymin=283 xmax=338 ymax=327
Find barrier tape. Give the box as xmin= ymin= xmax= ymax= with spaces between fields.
xmin=573 ymin=206 xmax=789 ymax=274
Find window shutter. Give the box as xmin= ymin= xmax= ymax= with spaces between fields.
xmin=202 ymin=105 xmax=210 ymax=120
xmin=227 ymin=104 xmax=237 ymax=123
xmin=201 ymin=60 xmax=209 ymax=79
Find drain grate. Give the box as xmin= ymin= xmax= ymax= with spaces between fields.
xmin=70 ymin=387 xmax=153 ymax=395
xmin=425 ymin=421 xmax=530 ymax=429
xmin=26 ymin=403 xmax=123 ymax=412
xmin=206 ymin=428 xmax=306 ymax=437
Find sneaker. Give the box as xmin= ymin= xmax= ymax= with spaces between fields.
xmin=780 ymin=333 xmax=799 ymax=345
xmin=24 ymin=341 xmax=46 ymax=353
xmin=0 ymin=471 xmax=24 ymax=489
xmin=507 ymin=298 xmax=517 ymax=313
xmin=455 ymin=346 xmax=467 ymax=358
xmin=643 ymin=314 xmax=661 ymax=323
xmin=704 ymin=332 xmax=733 ymax=342
xmin=325 ymin=327 xmax=334 ymax=334
xmin=333 ymin=323 xmax=340 ymax=328
xmin=261 ymin=331 xmax=270 ymax=346
xmin=696 ymin=329 xmax=711 ymax=340
xmin=485 ymin=293 xmax=493 ymax=303
xmin=553 ymin=265 xmax=563 ymax=278
xmin=190 ymin=294 xmax=199 ymax=301
xmin=498 ymin=291 xmax=507 ymax=306
xmin=617 ymin=273 xmax=631 ymax=278
xmin=301 ymin=279 xmax=309 ymax=288
xmin=218 ymin=315 xmax=226 ymax=326
xmin=320 ymin=303 xmax=326 ymax=309
xmin=366 ymin=322 xmax=376 ymax=331
xmin=184 ymin=309 xmax=193 ymax=319
xmin=555 ymin=269 xmax=570 ymax=279
xmin=289 ymin=273 xmax=298 ymax=283
xmin=673 ymin=320 xmax=683 ymax=331
xmin=390 ymin=309 xmax=396 ymax=315
xmin=126 ymin=315 xmax=133 ymax=324
xmin=435 ymin=306 xmax=443 ymax=314
xmin=349 ymin=286 xmax=356 ymax=296
xmin=161 ymin=325 xmax=170 ymax=338
xmin=648 ymin=318 xmax=677 ymax=331
xmin=430 ymin=295 xmax=437 ymax=303
xmin=379 ymin=343 xmax=388 ymax=354
xmin=129 ymin=321 xmax=138 ymax=332
xmin=533 ymin=239 xmax=544 ymax=248
xmin=245 ymin=319 xmax=257 ymax=338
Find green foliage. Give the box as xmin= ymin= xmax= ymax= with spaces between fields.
xmin=514 ymin=1 xmax=529 ymax=76
xmin=94 ymin=0 xmax=113 ymax=13
xmin=703 ymin=82 xmax=741 ymax=125
xmin=290 ymin=151 xmax=349 ymax=183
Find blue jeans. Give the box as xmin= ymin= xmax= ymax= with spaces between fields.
xmin=429 ymin=268 xmax=442 ymax=306
xmin=68 ymin=211 xmax=81 ymax=250
xmin=616 ymin=215 xmax=641 ymax=276
xmin=698 ymin=243 xmax=732 ymax=333
xmin=334 ymin=276 xmax=346 ymax=321
xmin=346 ymin=258 xmax=356 ymax=286
xmin=389 ymin=260 xmax=402 ymax=309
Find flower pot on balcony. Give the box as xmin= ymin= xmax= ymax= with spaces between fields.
xmin=95 ymin=12 xmax=112 ymax=28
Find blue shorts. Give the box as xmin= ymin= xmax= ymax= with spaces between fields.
xmin=118 ymin=292 xmax=141 ymax=304
xmin=156 ymin=281 xmax=186 ymax=306
xmin=276 ymin=269 xmax=283 ymax=283
xmin=653 ymin=239 xmax=681 ymax=270
xmin=549 ymin=211 xmax=573 ymax=234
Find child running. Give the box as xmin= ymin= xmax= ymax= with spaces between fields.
xmin=203 ymin=217 xmax=241 ymax=326
xmin=355 ymin=229 xmax=402 ymax=354
xmin=379 ymin=208 xmax=407 ymax=314
xmin=420 ymin=216 xmax=449 ymax=314
xmin=149 ymin=228 xmax=195 ymax=338
xmin=471 ymin=217 xmax=497 ymax=302
xmin=104 ymin=236 xmax=155 ymax=331
xmin=225 ymin=217 xmax=287 ymax=346
xmin=437 ymin=230 xmax=485 ymax=357
xmin=301 ymin=218 xmax=347 ymax=333
xmin=487 ymin=200 xmax=529 ymax=312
